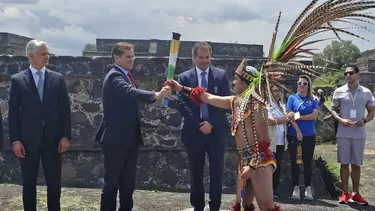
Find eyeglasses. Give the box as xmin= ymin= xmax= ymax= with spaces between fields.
xmin=297 ymin=81 xmax=308 ymax=86
xmin=344 ymin=71 xmax=355 ymax=76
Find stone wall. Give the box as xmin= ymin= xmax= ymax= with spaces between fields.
xmin=0 ymin=33 xmax=32 ymax=56
xmin=88 ymin=38 xmax=264 ymax=58
xmin=358 ymin=72 xmax=375 ymax=92
xmin=0 ymin=55 xmax=336 ymax=191
xmin=0 ymin=56 xmax=263 ymax=191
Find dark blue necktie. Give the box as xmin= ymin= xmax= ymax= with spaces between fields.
xmin=200 ymin=71 xmax=209 ymax=119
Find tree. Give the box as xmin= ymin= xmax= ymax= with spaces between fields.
xmin=83 ymin=44 xmax=96 ymax=52
xmin=313 ymin=40 xmax=361 ymax=72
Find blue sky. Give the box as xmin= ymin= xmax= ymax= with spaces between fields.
xmin=0 ymin=0 xmax=374 ymax=56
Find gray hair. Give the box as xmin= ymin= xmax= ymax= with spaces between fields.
xmin=25 ymin=40 xmax=48 ymax=55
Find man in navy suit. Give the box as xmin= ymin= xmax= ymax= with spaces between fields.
xmin=8 ymin=40 xmax=71 ymax=211
xmin=95 ymin=42 xmax=172 ymax=211
xmin=0 ymin=108 xmax=3 ymax=151
xmin=176 ymin=42 xmax=231 ymax=211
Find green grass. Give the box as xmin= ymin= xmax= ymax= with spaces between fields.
xmin=314 ymin=72 xmax=341 ymax=88
xmin=314 ymin=144 xmax=375 ymax=195
xmin=0 ymin=185 xmax=100 ymax=211
xmin=314 ymin=144 xmax=345 ymax=191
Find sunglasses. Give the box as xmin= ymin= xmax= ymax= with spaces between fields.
xmin=297 ymin=81 xmax=308 ymax=86
xmin=344 ymin=71 xmax=355 ymax=76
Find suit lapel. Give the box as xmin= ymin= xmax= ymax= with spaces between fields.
xmin=113 ymin=66 xmax=133 ymax=86
xmin=23 ymin=69 xmax=41 ymax=104
xmin=43 ymin=69 xmax=53 ymax=103
xmin=207 ymin=66 xmax=215 ymax=113
xmin=207 ymin=66 xmax=215 ymax=93
xmin=190 ymin=68 xmax=198 ymax=88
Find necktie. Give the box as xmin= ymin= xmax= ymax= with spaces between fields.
xmin=36 ymin=71 xmax=44 ymax=101
xmin=127 ymin=72 xmax=135 ymax=87
xmin=200 ymin=71 xmax=209 ymax=119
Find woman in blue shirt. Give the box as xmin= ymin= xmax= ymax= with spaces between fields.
xmin=286 ymin=75 xmax=319 ymax=201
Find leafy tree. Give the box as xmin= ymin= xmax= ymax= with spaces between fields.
xmin=83 ymin=44 xmax=96 ymax=52
xmin=312 ymin=40 xmax=361 ymax=87
xmin=313 ymin=40 xmax=361 ymax=72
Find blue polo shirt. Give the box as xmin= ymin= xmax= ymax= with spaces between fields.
xmin=286 ymin=93 xmax=320 ymax=136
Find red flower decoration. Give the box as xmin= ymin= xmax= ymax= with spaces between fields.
xmin=258 ymin=142 xmax=271 ymax=156
xmin=230 ymin=203 xmax=241 ymax=211
xmin=189 ymin=87 xmax=206 ymax=106
xmin=272 ymin=204 xmax=281 ymax=211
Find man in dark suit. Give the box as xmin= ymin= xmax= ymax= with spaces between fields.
xmin=95 ymin=42 xmax=172 ymax=211
xmin=176 ymin=42 xmax=231 ymax=211
xmin=8 ymin=40 xmax=71 ymax=211
xmin=0 ymin=108 xmax=3 ymax=151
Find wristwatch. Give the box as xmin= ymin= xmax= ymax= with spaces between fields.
xmin=363 ymin=118 xmax=367 ymax=124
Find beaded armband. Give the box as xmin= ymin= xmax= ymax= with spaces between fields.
xmin=176 ymin=85 xmax=206 ymax=106
xmin=179 ymin=86 xmax=193 ymax=97
xmin=163 ymin=81 xmax=206 ymax=106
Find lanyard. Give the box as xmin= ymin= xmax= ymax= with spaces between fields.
xmin=295 ymin=94 xmax=308 ymax=111
xmin=349 ymin=90 xmax=358 ymax=107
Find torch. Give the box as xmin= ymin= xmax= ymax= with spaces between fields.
xmin=163 ymin=32 xmax=181 ymax=107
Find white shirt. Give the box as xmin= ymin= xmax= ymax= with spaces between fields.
xmin=267 ymin=101 xmax=286 ymax=146
xmin=29 ymin=65 xmax=46 ymax=87
xmin=196 ymin=66 xmax=209 ymax=87
xmin=114 ymin=65 xmax=133 ymax=85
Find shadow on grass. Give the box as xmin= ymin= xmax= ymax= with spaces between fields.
xmin=276 ymin=197 xmax=339 ymax=208
xmin=314 ymin=156 xmax=341 ymax=199
xmin=347 ymin=203 xmax=375 ymax=211
xmin=0 ymin=180 xmax=236 ymax=195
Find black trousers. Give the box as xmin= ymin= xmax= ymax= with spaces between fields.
xmin=185 ymin=133 xmax=225 ymax=211
xmin=100 ymin=144 xmax=139 ymax=211
xmin=273 ymin=145 xmax=285 ymax=192
xmin=287 ymin=135 xmax=316 ymax=187
xmin=20 ymin=130 xmax=62 ymax=211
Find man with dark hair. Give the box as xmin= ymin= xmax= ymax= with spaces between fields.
xmin=175 ymin=41 xmax=231 ymax=211
xmin=168 ymin=59 xmax=283 ymax=211
xmin=331 ymin=65 xmax=374 ymax=205
xmin=95 ymin=42 xmax=172 ymax=211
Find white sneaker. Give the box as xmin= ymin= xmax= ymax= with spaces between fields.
xmin=305 ymin=186 xmax=313 ymax=200
xmin=291 ymin=186 xmax=300 ymax=200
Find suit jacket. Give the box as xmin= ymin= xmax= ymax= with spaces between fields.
xmin=175 ymin=65 xmax=231 ymax=144
xmin=95 ymin=66 xmax=156 ymax=147
xmin=8 ymin=68 xmax=71 ymax=149
xmin=0 ymin=108 xmax=3 ymax=150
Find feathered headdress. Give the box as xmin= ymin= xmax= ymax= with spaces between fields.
xmin=242 ymin=0 xmax=375 ymax=103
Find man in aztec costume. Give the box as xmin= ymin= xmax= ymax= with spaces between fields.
xmin=165 ymin=0 xmax=375 ymax=210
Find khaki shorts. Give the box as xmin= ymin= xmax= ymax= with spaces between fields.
xmin=337 ymin=138 xmax=366 ymax=166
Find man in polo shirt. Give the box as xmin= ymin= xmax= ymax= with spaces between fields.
xmin=331 ymin=65 xmax=374 ymax=205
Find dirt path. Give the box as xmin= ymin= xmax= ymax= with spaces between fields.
xmin=1 ymin=183 xmax=374 ymax=211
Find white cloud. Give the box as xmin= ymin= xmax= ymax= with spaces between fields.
xmin=37 ymin=25 xmax=96 ymax=55
xmin=0 ymin=0 xmax=374 ymax=56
